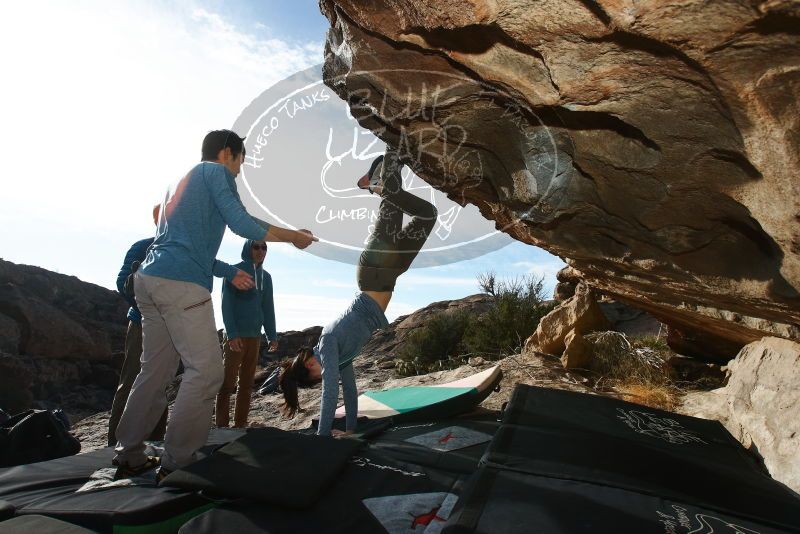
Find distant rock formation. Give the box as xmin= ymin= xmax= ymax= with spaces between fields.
xmin=0 ymin=259 xmax=129 ymax=420
xmin=320 ymin=0 xmax=800 ymax=360
xmin=0 ymin=259 xmax=128 ymax=360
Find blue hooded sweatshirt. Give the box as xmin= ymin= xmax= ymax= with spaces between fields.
xmin=221 ymin=239 xmax=277 ymax=341
xmin=116 ymin=237 xmax=155 ymax=323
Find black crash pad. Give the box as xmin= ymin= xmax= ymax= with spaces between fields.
xmin=162 ymin=427 xmax=362 ymax=508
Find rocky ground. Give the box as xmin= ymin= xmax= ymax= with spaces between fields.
xmin=73 ymin=348 xmax=599 ymax=452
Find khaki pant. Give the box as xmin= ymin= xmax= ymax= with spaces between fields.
xmin=215 ymin=337 xmax=260 ymax=428
xmin=114 ymin=273 xmax=224 ymax=471
xmin=107 ymin=320 xmax=168 ymax=446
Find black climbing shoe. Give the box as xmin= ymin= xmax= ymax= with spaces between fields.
xmin=113 ymin=455 xmax=160 ymax=480
xmin=156 ymin=466 xmax=173 ymax=485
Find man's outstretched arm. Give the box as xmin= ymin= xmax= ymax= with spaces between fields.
xmin=264 ymin=225 xmax=316 ymax=249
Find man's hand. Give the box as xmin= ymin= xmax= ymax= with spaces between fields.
xmin=231 ymin=269 xmax=255 ymax=290
xmin=292 ymin=229 xmax=317 ymax=250
xmin=228 ymin=337 xmax=244 ymax=352
xmin=331 ymin=429 xmax=354 ymax=438
xmin=268 ymin=340 xmax=279 ymax=352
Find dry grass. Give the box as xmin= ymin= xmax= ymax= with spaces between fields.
xmin=588 ymin=333 xmax=667 ymax=384
xmin=614 ymin=382 xmax=681 ymax=412
xmin=585 ymin=332 xmax=682 ymax=410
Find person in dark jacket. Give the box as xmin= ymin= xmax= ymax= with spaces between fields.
xmin=215 ymin=239 xmax=278 ymax=428
xmin=108 ymin=205 xmax=168 ymax=446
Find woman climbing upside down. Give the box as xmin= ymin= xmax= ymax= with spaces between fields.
xmin=280 ymin=145 xmax=437 ymax=436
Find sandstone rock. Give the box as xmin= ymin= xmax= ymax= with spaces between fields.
xmin=525 ymin=285 xmax=610 ymax=355
xmin=553 ymin=281 xmax=577 ymax=302
xmin=561 ymin=329 xmax=592 ymax=369
xmin=377 ymin=360 xmax=396 ymax=370
xmin=320 ymin=0 xmax=800 ymax=353
xmin=681 ymin=337 xmax=800 ymax=493
xmin=553 ymin=266 xmax=582 ymax=301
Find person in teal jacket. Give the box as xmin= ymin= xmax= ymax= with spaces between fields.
xmin=215 ymin=238 xmax=279 ymax=427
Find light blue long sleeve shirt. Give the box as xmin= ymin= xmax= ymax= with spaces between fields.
xmin=314 ymin=292 xmax=388 ymax=436
xmin=141 ymin=162 xmax=270 ymax=291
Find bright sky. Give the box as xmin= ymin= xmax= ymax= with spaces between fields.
xmin=0 ymin=0 xmax=565 ymax=331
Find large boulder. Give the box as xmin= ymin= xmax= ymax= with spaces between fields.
xmin=561 ymin=328 xmax=592 ymax=368
xmin=0 ymin=313 xmax=20 ymax=354
xmin=320 ymin=0 xmax=800 ymax=356
xmin=525 ymin=284 xmax=609 ymax=355
xmin=0 ymin=260 xmax=128 ymax=360
xmin=553 ymin=266 xmax=582 ymax=302
xmin=681 ymin=337 xmax=800 ymax=493
xmin=0 ymin=260 xmax=128 ymax=421
xmin=0 ymin=353 xmax=35 ymax=413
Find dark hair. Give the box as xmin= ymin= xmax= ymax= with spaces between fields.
xmin=201 ymin=129 xmax=246 ymax=161
xmin=280 ymin=347 xmax=319 ymax=418
xmin=367 ymin=155 xmax=384 ymax=179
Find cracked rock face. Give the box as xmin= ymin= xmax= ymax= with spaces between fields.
xmin=320 ymin=0 xmax=800 ymax=351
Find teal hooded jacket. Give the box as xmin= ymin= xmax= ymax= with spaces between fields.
xmin=221 ymin=239 xmax=277 ymax=341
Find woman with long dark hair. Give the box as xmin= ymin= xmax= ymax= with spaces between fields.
xmin=280 ymin=145 xmax=437 ymax=436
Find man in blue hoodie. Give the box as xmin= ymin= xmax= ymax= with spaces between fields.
xmin=113 ymin=130 xmax=316 ymax=479
xmin=215 ymin=239 xmax=277 ymax=428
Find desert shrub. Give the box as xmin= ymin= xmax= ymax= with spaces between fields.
xmin=396 ymin=272 xmax=555 ymax=376
xmin=396 ymin=311 xmax=470 ymax=376
xmin=586 ymin=331 xmax=680 ymax=410
xmin=462 ymin=273 xmax=555 ymax=357
xmin=587 ymin=331 xmax=669 ymax=386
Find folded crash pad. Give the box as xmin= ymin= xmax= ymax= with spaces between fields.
xmin=161 ymin=427 xmax=362 ymax=508
xmin=332 ymin=366 xmax=502 ymax=424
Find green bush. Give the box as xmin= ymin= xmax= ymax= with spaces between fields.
xmin=396 ymin=272 xmax=555 ymax=376
xmin=462 ymin=273 xmax=554 ymax=357
xmin=396 ymin=311 xmax=470 ymax=376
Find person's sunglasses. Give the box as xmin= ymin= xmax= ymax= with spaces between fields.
xmin=252 ymin=244 xmax=268 ymax=251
